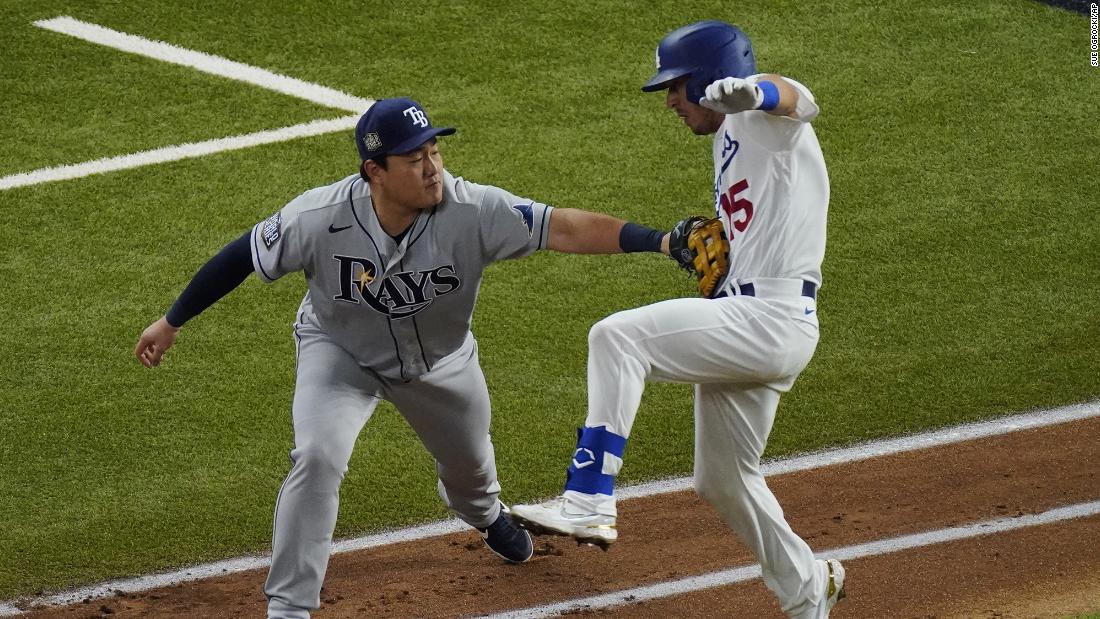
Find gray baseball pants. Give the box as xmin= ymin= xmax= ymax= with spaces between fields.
xmin=265 ymin=323 xmax=501 ymax=619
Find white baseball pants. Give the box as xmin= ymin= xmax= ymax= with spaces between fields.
xmin=585 ymin=290 xmax=828 ymax=617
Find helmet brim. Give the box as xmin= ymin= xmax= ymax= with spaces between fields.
xmin=641 ymin=68 xmax=691 ymax=92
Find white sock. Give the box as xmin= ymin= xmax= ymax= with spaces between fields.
xmin=563 ymin=490 xmax=617 ymax=517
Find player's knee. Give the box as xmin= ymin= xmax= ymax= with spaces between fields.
xmin=588 ymin=315 xmax=635 ymax=356
xmin=290 ymin=443 xmax=350 ymax=485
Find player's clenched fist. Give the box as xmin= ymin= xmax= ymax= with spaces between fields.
xmin=699 ymin=77 xmax=764 ymax=114
xmin=134 ymin=316 xmax=180 ymax=368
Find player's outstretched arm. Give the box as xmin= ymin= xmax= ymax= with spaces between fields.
xmin=546 ymin=208 xmax=668 ymax=255
xmin=699 ymin=74 xmax=801 ymax=118
xmin=134 ymin=230 xmax=255 ymax=368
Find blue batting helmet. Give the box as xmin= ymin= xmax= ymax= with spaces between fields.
xmin=641 ymin=20 xmax=756 ymax=103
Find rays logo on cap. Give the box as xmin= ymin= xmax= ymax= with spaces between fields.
xmin=655 ymin=47 xmax=662 ymax=69
xmin=362 ymin=132 xmax=382 ymax=152
xmin=403 ymin=106 xmax=429 ymax=128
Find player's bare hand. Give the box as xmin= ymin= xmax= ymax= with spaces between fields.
xmin=699 ymin=77 xmax=763 ymax=115
xmin=135 ymin=316 xmax=180 ymax=368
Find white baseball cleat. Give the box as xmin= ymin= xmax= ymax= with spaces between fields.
xmin=510 ymin=496 xmax=617 ymax=550
xmin=816 ymin=558 xmax=846 ymax=618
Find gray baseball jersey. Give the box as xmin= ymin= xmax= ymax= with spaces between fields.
xmin=252 ymin=169 xmax=553 ymax=618
xmin=250 ymin=169 xmax=552 ymax=380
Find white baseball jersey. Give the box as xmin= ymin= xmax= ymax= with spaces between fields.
xmin=249 ymin=170 xmax=552 ymax=381
xmin=558 ymin=74 xmax=835 ymax=617
xmin=711 ymin=75 xmax=828 ymax=292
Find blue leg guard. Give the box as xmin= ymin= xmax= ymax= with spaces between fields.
xmin=564 ymin=426 xmax=627 ymax=496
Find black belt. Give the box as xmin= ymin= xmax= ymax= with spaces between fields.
xmin=714 ymin=280 xmax=817 ymax=300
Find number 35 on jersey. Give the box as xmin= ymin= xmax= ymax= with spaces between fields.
xmin=718 ymin=178 xmax=754 ymax=240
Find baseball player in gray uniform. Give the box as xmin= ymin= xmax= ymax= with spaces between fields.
xmin=134 ymin=97 xmax=670 ymax=619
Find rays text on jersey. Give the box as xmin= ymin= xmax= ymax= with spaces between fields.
xmin=332 ymin=255 xmax=461 ymax=318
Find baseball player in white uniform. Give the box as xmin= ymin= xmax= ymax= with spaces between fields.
xmin=510 ymin=21 xmax=846 ymax=618
xmin=134 ymin=97 xmax=670 ymax=619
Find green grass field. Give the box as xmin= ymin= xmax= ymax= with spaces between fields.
xmin=1 ymin=0 xmax=1097 ymax=602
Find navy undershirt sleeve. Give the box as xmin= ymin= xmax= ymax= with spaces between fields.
xmin=165 ymin=230 xmax=255 ymax=328
xmin=619 ymin=222 xmax=664 ymax=253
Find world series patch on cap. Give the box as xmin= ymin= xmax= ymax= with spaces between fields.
xmin=361 ymin=132 xmax=382 ymax=153
xmin=354 ymin=98 xmax=457 ymax=160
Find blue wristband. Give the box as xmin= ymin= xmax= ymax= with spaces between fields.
xmin=619 ymin=222 xmax=664 ymax=253
xmin=757 ymin=80 xmax=780 ymax=111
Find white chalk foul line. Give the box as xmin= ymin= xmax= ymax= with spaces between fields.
xmin=482 ymin=499 xmax=1100 ymax=619
xmin=0 ymin=17 xmax=372 ymax=191
xmin=619 ymin=398 xmax=1100 ymax=500
xmin=1 ymin=398 xmax=1097 ymax=615
xmin=0 ymin=115 xmax=359 ymax=191
xmin=33 ymin=17 xmax=370 ymax=113
xmin=0 ymin=518 xmax=473 ymax=616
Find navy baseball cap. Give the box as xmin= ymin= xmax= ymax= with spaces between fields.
xmin=355 ymin=97 xmax=456 ymax=160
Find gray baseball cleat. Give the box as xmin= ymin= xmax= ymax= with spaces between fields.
xmin=510 ymin=496 xmax=617 ymax=550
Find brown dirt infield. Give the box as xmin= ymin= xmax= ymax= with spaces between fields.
xmin=21 ymin=416 xmax=1100 ymax=618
